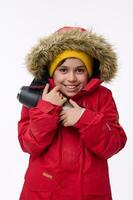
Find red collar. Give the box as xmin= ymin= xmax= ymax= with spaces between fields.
xmin=83 ymin=78 xmax=103 ymax=92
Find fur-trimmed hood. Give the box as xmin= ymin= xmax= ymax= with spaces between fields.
xmin=25 ymin=27 xmax=118 ymax=82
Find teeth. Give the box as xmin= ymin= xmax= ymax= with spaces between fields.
xmin=66 ymin=85 xmax=77 ymax=89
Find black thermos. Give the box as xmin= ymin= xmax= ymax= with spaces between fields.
xmin=17 ymin=86 xmax=43 ymax=108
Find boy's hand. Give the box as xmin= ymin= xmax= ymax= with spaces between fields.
xmin=59 ymin=99 xmax=85 ymax=127
xmin=42 ymin=83 xmax=67 ymax=106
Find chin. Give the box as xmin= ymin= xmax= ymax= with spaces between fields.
xmin=63 ymin=92 xmax=77 ymax=98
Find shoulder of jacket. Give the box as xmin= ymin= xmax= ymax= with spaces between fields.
xmin=98 ymin=85 xmax=113 ymax=99
xmin=99 ymin=85 xmax=112 ymax=93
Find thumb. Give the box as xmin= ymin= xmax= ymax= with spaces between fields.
xmin=42 ymin=83 xmax=49 ymax=95
xmin=69 ymin=99 xmax=79 ymax=108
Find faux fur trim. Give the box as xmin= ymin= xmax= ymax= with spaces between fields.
xmin=25 ymin=29 xmax=117 ymax=82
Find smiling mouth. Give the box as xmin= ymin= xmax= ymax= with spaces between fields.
xmin=65 ymin=85 xmax=77 ymax=89
xmin=63 ymin=84 xmax=80 ymax=91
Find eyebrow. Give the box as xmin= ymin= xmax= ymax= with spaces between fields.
xmin=58 ymin=65 xmax=86 ymax=68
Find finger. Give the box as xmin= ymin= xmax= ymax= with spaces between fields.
xmin=59 ymin=114 xmax=66 ymax=121
xmin=58 ymin=117 xmax=64 ymax=122
xmin=60 ymin=110 xmax=66 ymax=116
xmin=53 ymin=85 xmax=61 ymax=92
xmin=58 ymin=92 xmax=62 ymax=98
xmin=42 ymin=83 xmax=49 ymax=95
xmin=59 ymin=92 xmax=65 ymax=99
xmin=59 ymin=114 xmax=65 ymax=119
xmin=62 ymin=120 xmax=68 ymax=127
xmin=69 ymin=99 xmax=79 ymax=108
xmin=62 ymin=96 xmax=67 ymax=103
xmin=58 ymin=118 xmax=62 ymax=122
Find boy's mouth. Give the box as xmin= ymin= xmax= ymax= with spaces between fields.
xmin=59 ymin=84 xmax=84 ymax=97
xmin=62 ymin=84 xmax=81 ymax=92
xmin=65 ymin=85 xmax=78 ymax=89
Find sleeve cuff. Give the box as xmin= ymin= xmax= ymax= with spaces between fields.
xmin=36 ymin=99 xmax=62 ymax=116
xmin=74 ymin=108 xmax=96 ymax=129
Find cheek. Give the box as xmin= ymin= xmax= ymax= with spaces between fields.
xmin=54 ymin=78 xmax=63 ymax=86
xmin=53 ymin=73 xmax=63 ymax=85
xmin=80 ymin=76 xmax=88 ymax=86
xmin=83 ymin=79 xmax=88 ymax=86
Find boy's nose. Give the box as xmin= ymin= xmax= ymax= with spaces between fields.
xmin=68 ymin=72 xmax=77 ymax=82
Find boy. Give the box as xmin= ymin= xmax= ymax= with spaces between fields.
xmin=18 ymin=26 xmax=127 ymax=200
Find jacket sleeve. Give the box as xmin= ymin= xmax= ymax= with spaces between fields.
xmin=18 ymin=99 xmax=61 ymax=157
xmin=74 ymin=89 xmax=127 ymax=159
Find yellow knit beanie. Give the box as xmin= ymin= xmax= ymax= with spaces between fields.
xmin=49 ymin=50 xmax=93 ymax=77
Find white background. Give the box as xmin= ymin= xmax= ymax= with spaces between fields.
xmin=0 ymin=0 xmax=132 ymax=199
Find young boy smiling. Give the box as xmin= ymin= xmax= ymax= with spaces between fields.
xmin=18 ymin=26 xmax=127 ymax=200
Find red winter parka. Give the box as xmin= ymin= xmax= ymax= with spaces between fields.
xmin=18 ymin=78 xmax=127 ymax=200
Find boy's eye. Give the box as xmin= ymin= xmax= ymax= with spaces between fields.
xmin=59 ymin=68 xmax=67 ymax=73
xmin=76 ymin=68 xmax=85 ymax=73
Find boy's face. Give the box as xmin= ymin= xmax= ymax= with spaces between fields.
xmin=53 ymin=58 xmax=88 ymax=97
